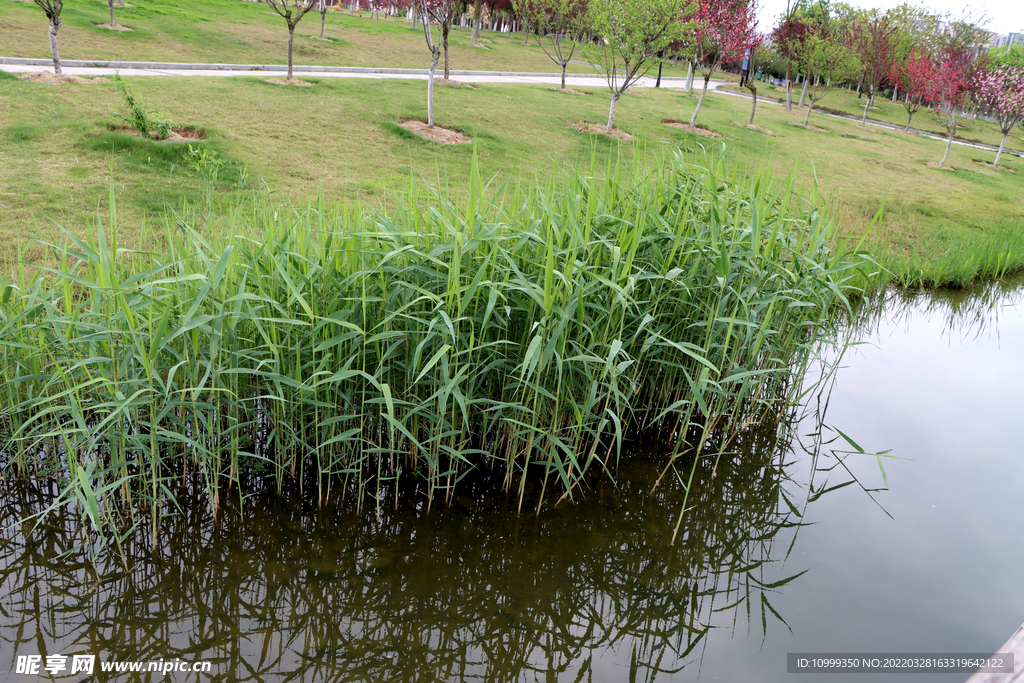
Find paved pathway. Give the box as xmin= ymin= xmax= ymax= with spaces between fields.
xmin=0 ymin=57 xmax=689 ymax=88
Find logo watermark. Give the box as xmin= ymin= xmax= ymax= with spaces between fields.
xmin=15 ymin=654 xmax=212 ymax=676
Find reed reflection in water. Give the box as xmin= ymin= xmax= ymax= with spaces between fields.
xmin=1 ymin=403 xmax=844 ymax=683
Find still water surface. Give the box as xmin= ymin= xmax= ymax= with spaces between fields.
xmin=2 ymin=281 xmax=1023 ymax=682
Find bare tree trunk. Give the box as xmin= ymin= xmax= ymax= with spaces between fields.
xmin=785 ymin=66 xmax=792 ymax=112
xmin=606 ymin=91 xmax=619 ymax=134
xmin=994 ymin=131 xmax=1007 ymax=167
xmin=320 ymin=10 xmax=326 ymax=38
xmin=349 ymin=0 xmax=354 ymax=15
xmin=685 ymin=61 xmax=694 ymax=94
xmin=428 ymin=47 xmax=439 ymax=127
xmin=904 ymin=111 xmax=913 ymax=132
xmin=892 ymin=86 xmax=898 ymax=103
xmin=748 ymin=87 xmax=757 ymax=124
xmin=561 ymin=62 xmax=567 ymax=90
xmin=48 ymin=20 xmax=61 ymax=74
xmin=287 ymin=25 xmax=295 ymax=80
xmin=108 ymin=0 xmax=116 ymax=26
xmin=442 ymin=21 xmax=449 ymax=79
xmin=798 ymin=79 xmax=808 ymax=108
xmin=690 ymin=75 xmax=711 ymax=126
xmin=470 ymin=0 xmax=481 ymax=45
xmin=939 ymin=131 xmax=952 ymax=167
xmin=861 ymin=98 xmax=870 ymax=127
xmin=803 ymin=103 xmax=812 ymax=126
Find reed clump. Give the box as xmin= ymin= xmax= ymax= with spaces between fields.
xmin=0 ymin=150 xmax=874 ymax=538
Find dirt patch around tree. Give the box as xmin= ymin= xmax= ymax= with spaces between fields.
xmin=399 ymin=120 xmax=472 ymax=144
xmin=545 ymin=87 xmax=592 ymax=96
xmin=567 ymin=121 xmax=634 ymax=141
xmin=972 ymin=159 xmax=1016 ymax=172
xmin=925 ymin=161 xmax=956 ymax=171
xmin=19 ymin=73 xmax=109 ymax=84
xmin=786 ymin=121 xmax=827 ymax=132
xmin=434 ymin=77 xmax=476 ymax=88
xmin=110 ymin=125 xmax=207 ymax=142
xmin=662 ymin=120 xmax=722 ymax=138
xmin=264 ymin=77 xmax=315 ymax=86
xmin=731 ymin=121 xmax=773 ymax=135
xmin=94 ymin=23 xmax=133 ymax=31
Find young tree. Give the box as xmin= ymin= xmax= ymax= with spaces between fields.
xmin=684 ymin=0 xmax=758 ymax=127
xmin=795 ymin=31 xmax=860 ymax=126
xmin=772 ymin=5 xmax=812 ymax=112
xmin=32 ymin=0 xmax=63 ymax=74
xmin=469 ymin=0 xmax=484 ymax=44
xmin=584 ymin=0 xmax=681 ymax=134
xmin=888 ymin=50 xmax=933 ymax=132
xmin=265 ymin=0 xmax=320 ymax=81
xmin=926 ymin=49 xmax=980 ymax=167
xmin=849 ymin=12 xmax=897 ymax=126
xmin=514 ymin=0 xmax=589 ymax=89
xmin=742 ymin=36 xmax=772 ymax=125
xmin=418 ymin=0 xmax=462 ymax=126
xmin=975 ymin=65 xmax=1024 ymax=167
xmin=989 ymin=44 xmax=1024 ymax=70
xmin=420 ymin=0 xmax=460 ymax=79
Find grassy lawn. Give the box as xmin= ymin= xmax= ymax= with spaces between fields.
xmin=1 ymin=68 xmax=1022 ymax=286
xmin=720 ymin=82 xmax=1024 ymax=154
xmin=0 ymin=0 xmax=692 ymax=77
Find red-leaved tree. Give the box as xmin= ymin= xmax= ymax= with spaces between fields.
xmin=684 ymin=0 xmax=758 ymax=127
xmin=771 ymin=16 xmax=813 ymax=112
xmin=926 ymin=47 xmax=982 ymax=167
xmin=850 ymin=13 xmax=897 ymax=127
xmin=975 ymin=65 xmax=1024 ymax=167
xmin=888 ymin=50 xmax=934 ymax=132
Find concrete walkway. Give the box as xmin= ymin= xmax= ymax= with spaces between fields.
xmin=0 ymin=57 xmax=689 ymax=88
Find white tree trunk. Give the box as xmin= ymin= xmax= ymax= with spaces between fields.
xmin=685 ymin=62 xmax=694 ymax=94
xmin=690 ymin=76 xmax=710 ymax=126
xmin=798 ymin=79 xmax=809 ymax=108
xmin=994 ymin=131 xmax=1007 ymax=167
xmin=427 ymin=49 xmax=439 ymax=128
xmin=287 ymin=26 xmax=295 ymax=80
xmin=606 ymin=92 xmax=619 ymax=133
xmin=861 ymin=98 xmax=870 ymax=127
xmin=48 ymin=20 xmax=61 ymax=74
xmin=803 ymin=103 xmax=812 ymax=126
xmin=939 ymin=131 xmax=952 ymax=167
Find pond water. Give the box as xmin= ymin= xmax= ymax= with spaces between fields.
xmin=2 ymin=280 xmax=1023 ymax=682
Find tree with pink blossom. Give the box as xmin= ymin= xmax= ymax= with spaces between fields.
xmin=926 ymin=47 xmax=983 ymax=168
xmin=975 ymin=65 xmax=1024 ymax=167
xmin=683 ymin=0 xmax=759 ymax=127
xmin=887 ymin=50 xmax=934 ymax=133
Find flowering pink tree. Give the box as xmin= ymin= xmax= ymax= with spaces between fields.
xmin=684 ymin=0 xmax=758 ymax=127
xmin=975 ymin=65 xmax=1024 ymax=167
xmin=887 ymin=50 xmax=934 ymax=132
xmin=926 ymin=48 xmax=982 ymax=167
xmin=849 ymin=12 xmax=897 ymax=127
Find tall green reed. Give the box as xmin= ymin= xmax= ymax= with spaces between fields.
xmin=0 ymin=149 xmax=876 ymax=543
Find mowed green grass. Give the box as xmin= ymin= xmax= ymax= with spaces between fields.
xmin=1 ymin=70 xmax=1022 ymax=285
xmin=721 ymin=82 xmax=1024 ymax=154
xmin=0 ymin=0 xmax=690 ymax=77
